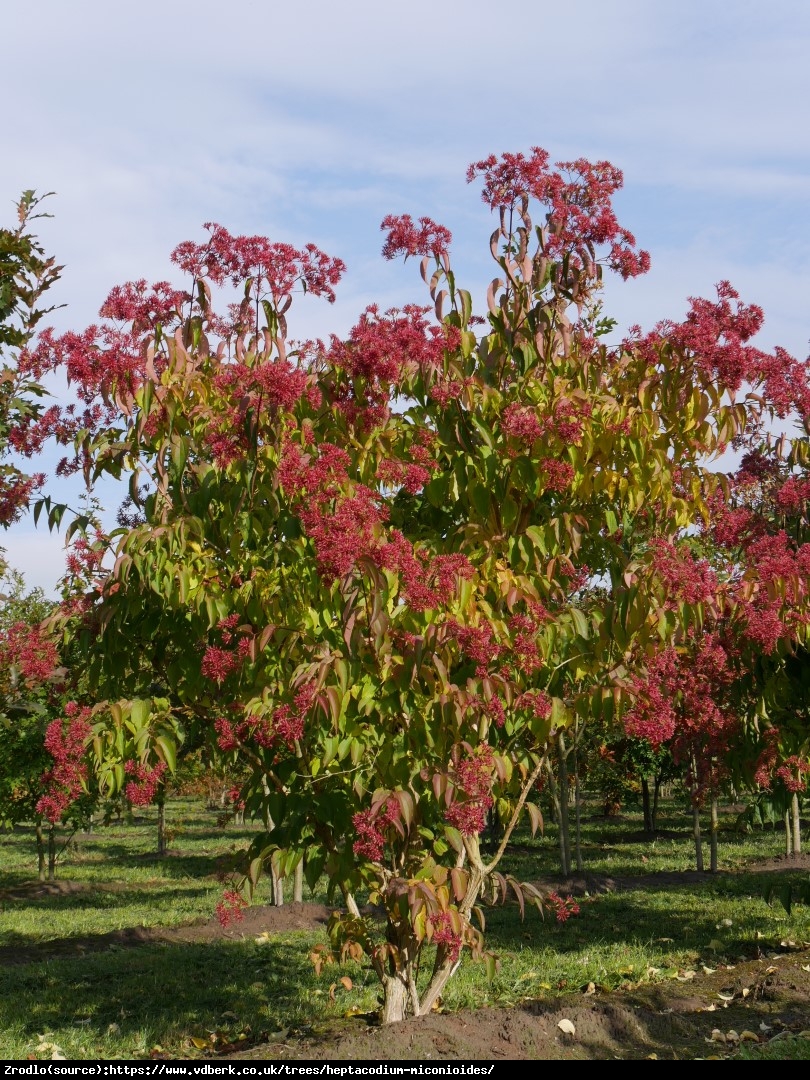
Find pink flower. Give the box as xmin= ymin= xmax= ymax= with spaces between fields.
xmin=380 ymin=214 xmax=452 ymax=261
xmin=124 ymin=760 xmax=167 ymax=806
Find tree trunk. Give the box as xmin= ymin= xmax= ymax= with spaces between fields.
xmin=261 ymin=782 xmax=284 ymax=907
xmin=573 ymin=739 xmax=583 ymax=873
xmin=341 ymin=886 xmax=361 ymax=918
xmin=642 ymin=777 xmax=653 ymax=836
xmin=35 ymin=822 xmax=45 ymax=883
xmin=381 ymin=973 xmax=409 ymax=1024
xmin=709 ymin=794 xmax=719 ymax=874
xmin=692 ymin=806 xmax=704 ymax=872
xmin=785 ymin=808 xmax=793 ymax=857
xmin=270 ymin=862 xmax=284 ymax=906
xmin=47 ymin=825 xmax=56 ymax=882
xmin=156 ymin=790 xmax=167 ymax=857
xmin=293 ymin=860 xmax=304 ymax=903
xmin=418 ymin=953 xmax=461 ymax=1017
xmin=792 ymin=793 xmax=801 ymax=856
xmin=652 ymin=774 xmax=662 ymax=834
xmin=556 ymin=733 xmax=572 ymax=878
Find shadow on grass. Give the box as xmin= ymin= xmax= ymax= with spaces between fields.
xmin=478 ymin=869 xmax=810 ymax=963
xmin=0 ymin=935 xmax=330 ymax=1057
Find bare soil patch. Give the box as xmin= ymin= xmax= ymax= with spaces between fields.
xmin=224 ymin=950 xmax=810 ymax=1061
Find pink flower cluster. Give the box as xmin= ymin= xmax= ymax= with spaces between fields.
xmin=327 ymin=305 xmax=450 ymax=430
xmin=445 ymin=744 xmax=495 ymax=837
xmin=377 ymin=534 xmax=474 ymax=611
xmin=775 ymin=476 xmax=810 ymax=512
xmin=212 ymin=357 xmax=310 ymax=414
xmin=753 ymin=728 xmax=781 ymax=789
xmin=377 ymin=458 xmax=432 ymax=495
xmin=171 ymin=223 xmax=345 ymax=304
xmin=466 ymin=148 xmax=650 ymax=279
xmin=216 ymin=888 xmax=248 ymax=928
xmin=352 ymin=795 xmax=402 ymax=862
xmin=35 ymin=709 xmax=92 ymax=823
xmin=429 ymin=910 xmax=462 ymax=962
xmin=216 ymin=682 xmax=316 ymax=752
xmin=124 ymin=760 xmax=167 ymax=806
xmin=775 ymin=756 xmax=810 ymax=793
xmin=501 ymin=403 xmax=544 ymax=444
xmin=546 ymin=891 xmax=580 ymax=923
xmin=623 ymin=647 xmax=680 ymax=747
xmin=515 ymin=690 xmax=552 ymax=721
xmin=0 ymin=471 xmax=45 ymax=526
xmin=201 ymin=643 xmax=248 ymax=684
xmin=623 ymin=634 xmax=739 ymax=799
xmin=446 ymin=619 xmax=502 ymax=676
xmin=633 ymin=281 xmax=810 ymax=420
xmin=649 ymin=538 xmax=717 ymax=607
xmin=99 ymin=278 xmax=186 ymax=330
xmin=500 ymin=399 xmax=592 ymax=452
xmin=540 ymin=458 xmax=574 ymax=492
xmin=0 ymin=621 xmax=59 ymax=684
xmin=380 ymin=215 xmax=452 ymax=262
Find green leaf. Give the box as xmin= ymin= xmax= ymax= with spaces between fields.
xmin=569 ymin=608 xmax=589 ymax=639
xmin=154 ymin=735 xmax=176 ymax=774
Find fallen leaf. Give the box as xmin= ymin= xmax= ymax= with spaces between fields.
xmin=709 ymin=1029 xmax=727 ymax=1043
xmin=739 ymin=1031 xmax=759 ymax=1042
xmin=557 ymin=1018 xmax=576 ymax=1036
xmin=340 ymin=977 xmax=353 ymax=991
xmin=583 ymin=982 xmax=596 ymax=996
xmin=702 ymin=966 xmax=716 ymax=975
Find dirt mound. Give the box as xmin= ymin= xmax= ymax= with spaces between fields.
xmin=0 ymin=901 xmax=333 ymax=966
xmin=226 ymin=949 xmax=810 ymax=1060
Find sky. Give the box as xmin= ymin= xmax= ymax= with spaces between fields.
xmin=2 ymin=0 xmax=809 ymax=595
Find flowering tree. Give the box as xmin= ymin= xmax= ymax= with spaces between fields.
xmin=0 ymin=561 xmax=89 ymax=879
xmin=26 ymin=149 xmax=810 ymax=1020
xmin=0 ymin=191 xmax=62 ymax=526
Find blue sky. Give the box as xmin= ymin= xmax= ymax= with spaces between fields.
xmin=2 ymin=0 xmax=809 ymax=594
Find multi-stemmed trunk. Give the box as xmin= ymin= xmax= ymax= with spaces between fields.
xmin=642 ymin=773 xmax=663 ymax=837
xmin=378 ymin=757 xmax=546 ymax=1024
